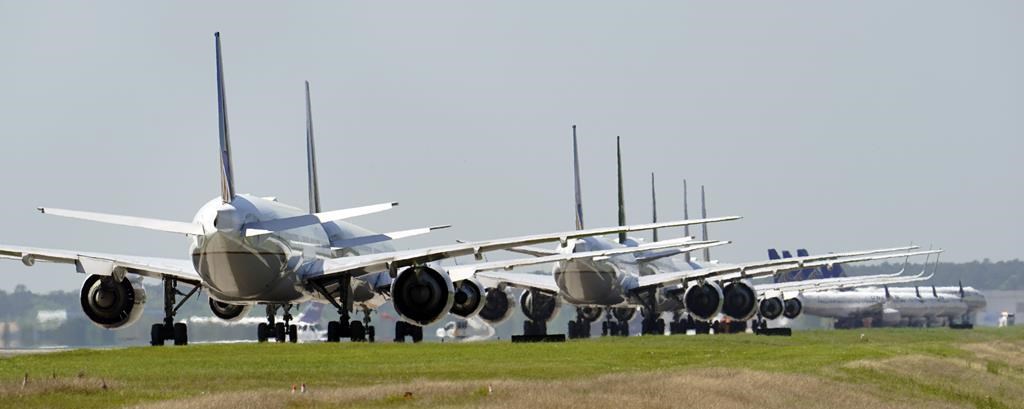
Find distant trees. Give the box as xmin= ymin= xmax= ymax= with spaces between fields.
xmin=844 ymin=259 xmax=1023 ymax=290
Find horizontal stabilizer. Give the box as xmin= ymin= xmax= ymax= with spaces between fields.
xmin=246 ymin=202 xmax=398 ymax=236
xmin=38 ymin=208 xmax=205 ymax=236
xmin=331 ymin=225 xmax=451 ymax=249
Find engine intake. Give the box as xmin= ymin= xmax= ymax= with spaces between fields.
xmin=450 ymin=279 xmax=485 ymax=318
xmin=209 ymin=299 xmax=252 ymax=322
xmin=520 ymin=290 xmax=560 ymax=322
xmin=391 ymin=266 xmax=454 ymax=326
xmin=721 ymin=281 xmax=757 ymax=321
xmin=759 ymin=297 xmax=784 ymax=320
xmin=683 ymin=282 xmax=724 ymax=320
xmin=80 ymin=275 xmax=146 ymax=329
xmin=783 ymin=298 xmax=803 ymax=319
xmin=478 ymin=287 xmax=515 ymax=324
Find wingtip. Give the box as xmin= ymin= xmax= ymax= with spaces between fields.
xmin=391 ymin=202 xmax=400 ymax=207
xmin=432 ymin=224 xmax=453 ymax=230
xmin=36 ymin=207 xmax=45 ymax=214
xmin=214 ymin=31 xmax=220 ymax=38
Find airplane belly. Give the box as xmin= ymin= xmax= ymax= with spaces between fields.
xmin=193 ymin=233 xmax=300 ymax=301
xmin=554 ymin=260 xmax=624 ymax=306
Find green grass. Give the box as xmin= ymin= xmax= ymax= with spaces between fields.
xmin=1 ymin=327 xmax=1022 ymax=408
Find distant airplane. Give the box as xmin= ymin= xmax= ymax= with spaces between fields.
xmin=0 ymin=33 xmax=726 ymax=346
xmin=450 ymin=130 xmax=938 ymax=339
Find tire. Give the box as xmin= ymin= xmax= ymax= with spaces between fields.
xmin=350 ymin=321 xmax=365 ymax=342
xmin=619 ymin=322 xmax=629 ymax=337
xmin=173 ymin=323 xmax=188 ymax=346
xmin=150 ymin=323 xmax=165 ymax=346
xmin=411 ymin=324 xmax=423 ymax=343
xmin=656 ymin=319 xmax=666 ymax=335
xmin=394 ymin=321 xmax=406 ymax=343
xmin=567 ymin=321 xmax=577 ymax=339
xmin=257 ymin=323 xmax=269 ymax=343
xmin=367 ymin=326 xmax=376 ymax=343
xmin=288 ymin=325 xmax=298 ymax=343
xmin=274 ymin=323 xmax=286 ymax=343
xmin=601 ymin=321 xmax=610 ymax=336
xmin=327 ymin=321 xmax=340 ymax=343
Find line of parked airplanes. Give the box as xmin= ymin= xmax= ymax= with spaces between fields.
xmin=0 ymin=33 xmax=980 ymax=346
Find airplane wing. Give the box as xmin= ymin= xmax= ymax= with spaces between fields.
xmin=477 ymin=271 xmax=560 ymax=293
xmin=0 ymin=244 xmax=201 ymax=284
xmin=446 ymin=239 xmax=729 ymax=282
xmin=758 ymin=271 xmax=932 ymax=296
xmin=635 ymin=247 xmax=934 ymax=290
xmin=301 ymin=216 xmax=740 ymax=280
xmin=502 ymin=246 xmax=560 ymax=257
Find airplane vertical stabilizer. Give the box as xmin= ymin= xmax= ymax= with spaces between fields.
xmin=572 ymin=125 xmax=584 ymax=231
xmin=683 ymin=180 xmax=691 ymax=261
xmin=305 ymin=81 xmax=322 ymax=214
xmin=651 ymin=173 xmax=659 ymax=242
xmin=214 ymin=32 xmax=236 ymax=204
xmin=700 ymin=185 xmax=710 ymax=262
xmin=616 ymin=136 xmax=626 ymax=244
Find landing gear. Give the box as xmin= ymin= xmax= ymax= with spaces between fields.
xmin=257 ymin=304 xmax=298 ymax=343
xmin=523 ymin=320 xmax=547 ymax=337
xmin=394 ymin=321 xmax=423 ymax=343
xmin=310 ymin=275 xmax=375 ymax=343
xmin=567 ymin=307 xmax=599 ymax=339
xmin=150 ymin=277 xmax=199 ymax=346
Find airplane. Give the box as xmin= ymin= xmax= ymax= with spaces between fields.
xmin=435 ymin=316 xmax=496 ymax=343
xmin=449 ymin=130 xmax=940 ymax=339
xmin=0 ymin=33 xmax=734 ymax=346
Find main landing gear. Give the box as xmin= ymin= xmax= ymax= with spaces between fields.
xmin=394 ymin=321 xmax=423 ymax=343
xmin=257 ymin=304 xmax=298 ymax=343
xmin=567 ymin=307 xmax=601 ymax=339
xmin=601 ymin=308 xmax=631 ymax=337
xmin=151 ymin=277 xmax=199 ymax=346
xmin=310 ymin=275 xmax=377 ymax=343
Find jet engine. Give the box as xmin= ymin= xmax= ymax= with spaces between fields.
xmin=721 ymin=281 xmax=757 ymax=321
xmin=79 ymin=275 xmax=146 ymax=329
xmin=450 ymin=279 xmax=485 ymax=318
xmin=758 ymin=297 xmax=784 ymax=320
xmin=391 ymin=266 xmax=454 ymax=325
xmin=209 ymin=299 xmax=252 ymax=322
xmin=478 ymin=287 xmax=515 ymax=324
xmin=520 ymin=290 xmax=561 ymax=322
xmin=683 ymin=281 xmax=724 ymax=320
xmin=783 ymin=298 xmax=803 ymax=319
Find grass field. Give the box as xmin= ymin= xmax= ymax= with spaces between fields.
xmin=1 ymin=327 xmax=1023 ymax=409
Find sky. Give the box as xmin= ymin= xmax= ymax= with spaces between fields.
xmin=0 ymin=1 xmax=1021 ymax=292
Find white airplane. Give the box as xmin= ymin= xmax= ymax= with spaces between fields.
xmin=0 ymin=33 xmax=730 ymax=346
xmin=435 ymin=316 xmax=496 ymax=343
xmin=449 ymin=130 xmax=939 ymax=339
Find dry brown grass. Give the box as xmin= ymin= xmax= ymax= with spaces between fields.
xmin=128 ymin=368 xmax=960 ymax=409
xmin=0 ymin=373 xmax=116 ymax=397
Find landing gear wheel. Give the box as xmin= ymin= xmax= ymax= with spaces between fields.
xmin=274 ymin=323 xmax=286 ymax=343
xmin=288 ymin=324 xmax=298 ymax=343
xmin=567 ymin=321 xmax=578 ymax=339
xmin=258 ymin=323 xmax=269 ymax=343
xmin=618 ymin=322 xmax=630 ymax=337
xmin=601 ymin=321 xmax=610 ymax=336
xmin=411 ymin=324 xmax=423 ymax=343
xmin=394 ymin=321 xmax=408 ymax=343
xmin=367 ymin=326 xmax=376 ymax=343
xmin=173 ymin=323 xmax=188 ymax=346
xmin=151 ymin=324 xmax=165 ymax=346
xmin=656 ymin=318 xmax=665 ymax=335
xmin=350 ymin=321 xmax=366 ymax=342
xmin=327 ymin=321 xmax=340 ymax=343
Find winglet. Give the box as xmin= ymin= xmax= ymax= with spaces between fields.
xmin=650 ymin=172 xmax=659 ymax=242
xmin=700 ymin=185 xmax=710 ymax=262
xmin=682 ymin=179 xmax=691 ymax=261
xmin=214 ymin=32 xmax=236 ymax=204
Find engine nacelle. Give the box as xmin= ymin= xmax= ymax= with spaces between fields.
xmin=79 ymin=275 xmax=146 ymax=329
xmin=450 ymin=279 xmax=485 ymax=318
xmin=683 ymin=281 xmax=724 ymax=320
xmin=209 ymin=299 xmax=252 ymax=322
xmin=478 ymin=287 xmax=515 ymax=324
xmin=391 ymin=266 xmax=454 ymax=326
xmin=758 ymin=297 xmax=784 ymax=320
xmin=721 ymin=281 xmax=757 ymax=321
xmin=520 ymin=290 xmax=561 ymax=323
xmin=783 ymin=298 xmax=803 ymax=319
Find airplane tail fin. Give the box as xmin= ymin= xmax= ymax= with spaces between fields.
xmin=768 ymin=249 xmax=781 ymax=260
xmin=884 ymin=285 xmax=892 ymax=300
xmin=796 ymin=249 xmax=816 ymax=280
xmin=651 ymin=173 xmax=659 ymax=242
xmin=305 ymin=81 xmax=321 ymax=214
xmin=214 ymin=32 xmax=236 ymax=204
xmin=915 ymin=286 xmax=922 ymax=298
xmin=682 ymin=180 xmax=691 ymax=261
xmin=572 ymin=125 xmax=584 ymax=231
xmin=959 ymin=280 xmax=965 ymax=298
xmin=700 ymin=185 xmax=710 ymax=262
xmin=616 ymin=136 xmax=626 ymax=244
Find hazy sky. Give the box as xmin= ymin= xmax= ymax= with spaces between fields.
xmin=1 ymin=1 xmax=1021 ymax=292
